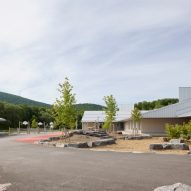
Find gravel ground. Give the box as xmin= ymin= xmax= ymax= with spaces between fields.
xmin=94 ymin=137 xmax=191 ymax=155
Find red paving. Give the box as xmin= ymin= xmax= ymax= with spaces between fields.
xmin=16 ymin=132 xmax=64 ymax=143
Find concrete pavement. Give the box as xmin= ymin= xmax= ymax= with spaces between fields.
xmin=0 ymin=135 xmax=191 ymax=191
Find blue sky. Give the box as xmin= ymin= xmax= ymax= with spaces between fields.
xmin=0 ymin=0 xmax=191 ymax=105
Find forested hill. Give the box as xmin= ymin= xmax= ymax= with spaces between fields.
xmin=0 ymin=92 xmax=104 ymax=111
xmin=0 ymin=92 xmax=50 ymax=107
xmin=134 ymin=98 xmax=179 ymax=110
xmin=75 ymin=103 xmax=104 ymax=112
xmin=0 ymin=92 xmax=104 ymax=129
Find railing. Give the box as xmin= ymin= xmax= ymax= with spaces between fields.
xmin=0 ymin=127 xmax=59 ymax=136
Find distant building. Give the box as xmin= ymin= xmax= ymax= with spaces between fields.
xmin=82 ymin=111 xmax=128 ymax=131
xmin=82 ymin=87 xmax=191 ymax=136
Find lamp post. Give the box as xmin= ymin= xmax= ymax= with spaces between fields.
xmin=23 ymin=121 xmax=29 ymax=134
xmin=38 ymin=122 xmax=43 ymax=134
xmin=0 ymin=118 xmax=6 ymax=122
xmin=50 ymin=122 xmax=54 ymax=131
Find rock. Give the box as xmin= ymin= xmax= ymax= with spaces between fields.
xmin=150 ymin=143 xmax=189 ymax=150
xmin=126 ymin=135 xmax=152 ymax=140
xmin=48 ymin=136 xmax=60 ymax=141
xmin=87 ymin=141 xmax=93 ymax=148
xmin=72 ymin=130 xmax=83 ymax=135
xmin=100 ymin=136 xmax=112 ymax=139
xmin=38 ymin=139 xmax=50 ymax=143
xmin=91 ymin=138 xmax=116 ymax=147
xmin=154 ymin=183 xmax=191 ymax=191
xmin=169 ymin=139 xmax=185 ymax=144
xmin=38 ymin=140 xmax=50 ymax=144
xmin=188 ymin=151 xmax=191 ymax=155
xmin=82 ymin=130 xmax=108 ymax=138
xmin=56 ymin=143 xmax=66 ymax=148
xmin=149 ymin=144 xmax=163 ymax=150
xmin=126 ymin=136 xmax=143 ymax=140
xmin=67 ymin=142 xmax=89 ymax=148
xmin=162 ymin=143 xmax=172 ymax=150
xmin=170 ymin=143 xmax=189 ymax=150
xmin=0 ymin=183 xmax=11 ymax=191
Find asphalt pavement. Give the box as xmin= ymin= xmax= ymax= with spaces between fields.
xmin=0 ymin=134 xmax=191 ymax=191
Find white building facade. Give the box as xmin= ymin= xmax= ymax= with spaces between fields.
xmin=125 ymin=87 xmax=191 ymax=136
xmin=82 ymin=87 xmax=191 ymax=136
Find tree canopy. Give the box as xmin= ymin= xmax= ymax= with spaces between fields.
xmin=0 ymin=101 xmax=53 ymax=130
xmin=53 ymin=78 xmax=77 ymax=129
xmin=134 ymin=98 xmax=178 ymax=110
xmin=103 ymin=95 xmax=118 ymax=130
xmin=131 ymin=108 xmax=142 ymax=122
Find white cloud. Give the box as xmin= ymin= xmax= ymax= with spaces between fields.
xmin=0 ymin=0 xmax=191 ymax=105
xmin=0 ymin=0 xmax=47 ymax=48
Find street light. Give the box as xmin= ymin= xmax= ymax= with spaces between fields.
xmin=0 ymin=118 xmax=6 ymax=122
xmin=23 ymin=121 xmax=28 ymax=126
xmin=49 ymin=122 xmax=54 ymax=130
xmin=22 ymin=121 xmax=30 ymax=134
xmin=38 ymin=122 xmax=43 ymax=126
xmin=38 ymin=122 xmax=43 ymax=134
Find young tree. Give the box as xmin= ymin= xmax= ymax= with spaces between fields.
xmin=131 ymin=107 xmax=142 ymax=135
xmin=103 ymin=95 xmax=118 ymax=131
xmin=53 ymin=78 xmax=77 ymax=129
xmin=31 ymin=118 xmax=38 ymax=128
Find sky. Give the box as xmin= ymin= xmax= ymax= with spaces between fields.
xmin=0 ymin=0 xmax=191 ymax=106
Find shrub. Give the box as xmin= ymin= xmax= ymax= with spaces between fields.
xmin=165 ymin=123 xmax=181 ymax=139
xmin=165 ymin=121 xmax=191 ymax=140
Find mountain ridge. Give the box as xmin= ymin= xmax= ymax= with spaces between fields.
xmin=0 ymin=91 xmax=104 ymax=111
xmin=0 ymin=91 xmax=50 ymax=107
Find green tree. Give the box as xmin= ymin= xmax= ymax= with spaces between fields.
xmin=103 ymin=95 xmax=118 ymax=130
xmin=131 ymin=107 xmax=142 ymax=135
xmin=38 ymin=108 xmax=54 ymax=123
xmin=31 ymin=118 xmax=38 ymax=128
xmin=134 ymin=98 xmax=178 ymax=110
xmin=53 ymin=78 xmax=77 ymax=129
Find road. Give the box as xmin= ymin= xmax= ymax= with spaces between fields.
xmin=0 ymin=134 xmax=191 ymax=191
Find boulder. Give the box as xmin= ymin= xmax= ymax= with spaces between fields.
xmin=162 ymin=143 xmax=172 ymax=150
xmin=149 ymin=144 xmax=163 ymax=150
xmin=170 ymin=139 xmax=185 ymax=144
xmin=154 ymin=183 xmax=191 ymax=191
xmin=170 ymin=143 xmax=189 ymax=150
xmin=100 ymin=136 xmax=112 ymax=139
xmin=0 ymin=183 xmax=11 ymax=191
xmin=56 ymin=143 xmax=66 ymax=148
xmin=38 ymin=140 xmax=50 ymax=144
xmin=72 ymin=130 xmax=83 ymax=135
xmin=39 ymin=139 xmax=50 ymax=143
xmin=150 ymin=143 xmax=189 ymax=150
xmin=91 ymin=138 xmax=116 ymax=147
xmin=126 ymin=135 xmax=152 ymax=140
xmin=48 ymin=136 xmax=60 ymax=141
xmin=67 ymin=142 xmax=89 ymax=148
xmin=87 ymin=141 xmax=93 ymax=148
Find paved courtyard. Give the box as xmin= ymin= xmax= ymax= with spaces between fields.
xmin=0 ymin=134 xmax=191 ymax=191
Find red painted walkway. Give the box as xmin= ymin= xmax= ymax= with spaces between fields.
xmin=16 ymin=132 xmax=63 ymax=143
